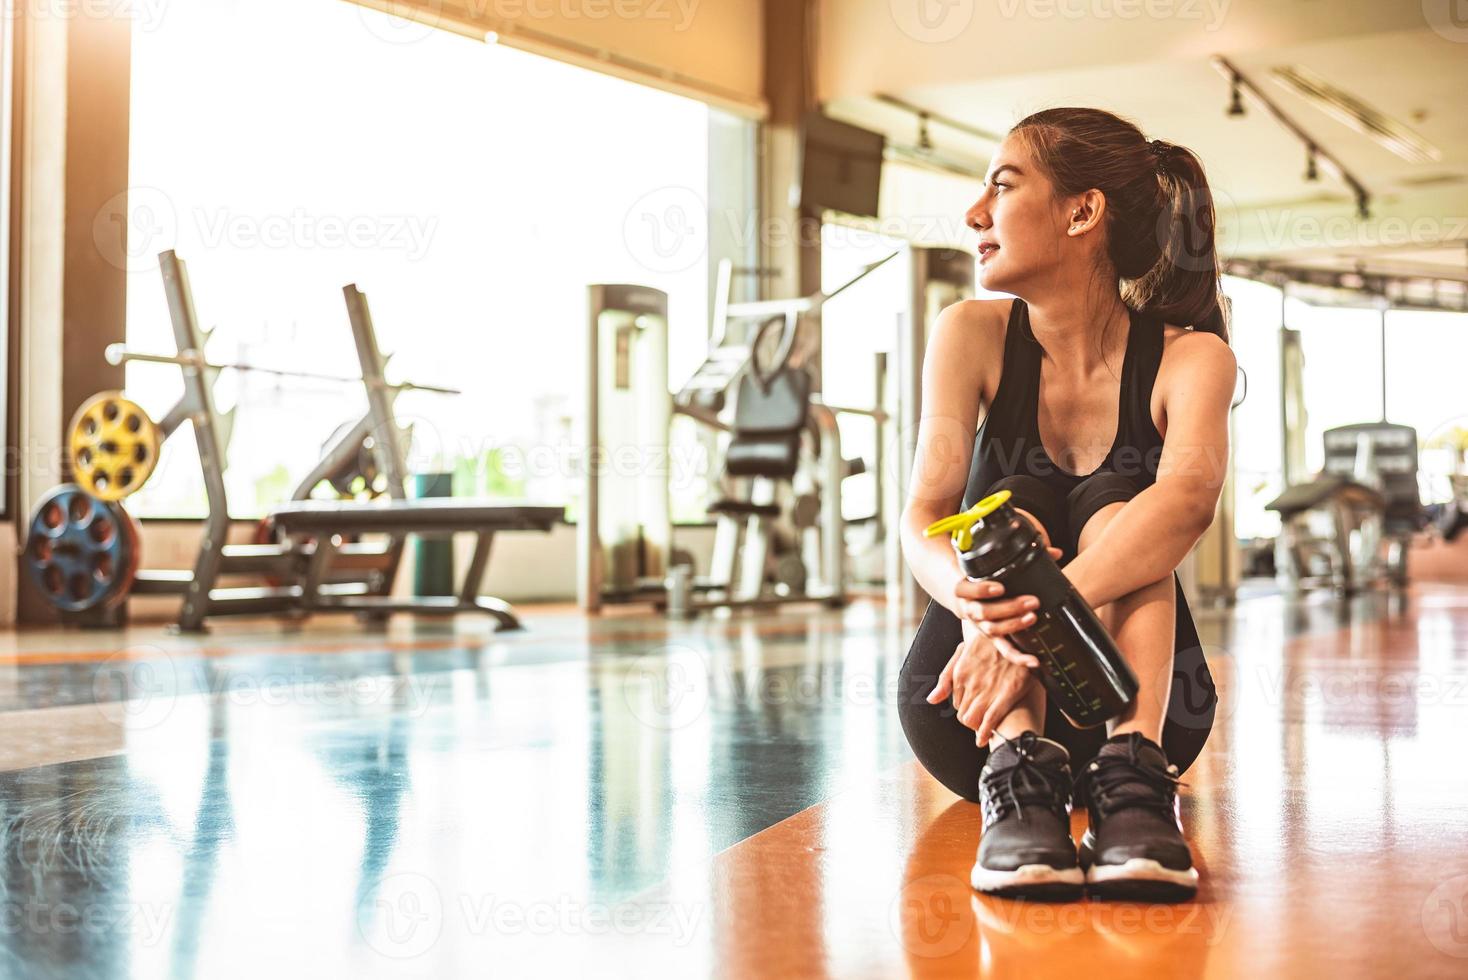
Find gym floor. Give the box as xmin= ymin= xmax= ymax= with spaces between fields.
xmin=1 ymin=587 xmax=1465 ymax=978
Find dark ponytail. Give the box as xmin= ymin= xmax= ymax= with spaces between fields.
xmin=1011 ymin=108 xmax=1230 ymax=344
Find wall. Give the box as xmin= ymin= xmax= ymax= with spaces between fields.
xmin=351 ymin=0 xmax=765 ymax=114
xmin=817 ymin=0 xmax=1430 ymax=102
xmin=7 ymin=9 xmax=131 ymax=626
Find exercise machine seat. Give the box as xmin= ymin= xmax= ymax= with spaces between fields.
xmin=1265 ymin=474 xmax=1384 ymax=520
xmin=723 ymin=367 xmax=811 ymax=480
xmin=270 ymin=498 xmax=564 ymax=534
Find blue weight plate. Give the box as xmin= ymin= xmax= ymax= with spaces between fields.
xmin=24 ymin=484 xmax=134 ymax=613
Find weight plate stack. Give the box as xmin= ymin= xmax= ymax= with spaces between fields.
xmin=24 ymin=485 xmax=140 ymax=613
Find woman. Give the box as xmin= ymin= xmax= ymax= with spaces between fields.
xmin=897 ymin=108 xmax=1235 ymax=904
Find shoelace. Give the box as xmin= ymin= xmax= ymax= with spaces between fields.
xmin=1078 ymin=733 xmax=1184 ymax=820
xmin=980 ymin=732 xmax=1071 ymax=825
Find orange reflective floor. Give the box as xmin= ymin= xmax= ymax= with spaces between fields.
xmin=0 ymin=585 xmax=1466 ymax=978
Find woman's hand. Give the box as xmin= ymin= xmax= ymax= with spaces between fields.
xmin=952 ymin=506 xmax=1058 ymax=670
xmin=926 ymin=629 xmax=1037 ymax=746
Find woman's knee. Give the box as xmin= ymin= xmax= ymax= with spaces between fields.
xmin=985 ymin=474 xmax=1066 ymax=545
xmin=1066 ymin=470 xmax=1138 ymax=552
xmin=898 ymin=603 xmax=988 ymax=802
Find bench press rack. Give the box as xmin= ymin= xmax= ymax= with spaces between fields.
xmin=116 ymin=251 xmax=562 ymax=632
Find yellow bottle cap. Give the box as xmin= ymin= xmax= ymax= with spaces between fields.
xmin=923 ymin=490 xmax=1012 ymax=551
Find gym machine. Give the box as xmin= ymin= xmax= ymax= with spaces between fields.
xmin=577 ymin=284 xmax=673 ymax=610
xmin=579 ymin=255 xmax=896 ymax=614
xmin=1266 ymin=421 xmax=1426 ymax=596
xmin=109 ymin=251 xmax=561 ymax=631
xmin=883 ymin=246 xmax=977 ymax=621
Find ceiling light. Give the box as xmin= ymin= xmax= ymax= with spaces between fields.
xmin=1271 ymin=65 xmax=1441 ymax=164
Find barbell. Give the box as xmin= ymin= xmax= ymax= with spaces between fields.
xmin=103 ymin=344 xmax=461 ymax=395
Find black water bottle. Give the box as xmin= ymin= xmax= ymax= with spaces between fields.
xmin=926 ymin=489 xmax=1137 ymax=728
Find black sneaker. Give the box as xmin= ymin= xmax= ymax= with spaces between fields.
xmin=971 ymin=732 xmax=1083 ymax=900
xmin=1077 ymin=732 xmax=1199 ymax=902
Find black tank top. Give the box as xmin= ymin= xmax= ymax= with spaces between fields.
xmin=945 ymin=298 xmax=1217 ymax=769
xmin=962 ymin=298 xmax=1166 ymax=509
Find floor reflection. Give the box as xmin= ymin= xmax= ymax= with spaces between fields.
xmin=0 ymin=587 xmax=1462 ymax=976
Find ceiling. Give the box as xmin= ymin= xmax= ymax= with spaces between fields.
xmin=823 ymin=14 xmax=1468 ymax=287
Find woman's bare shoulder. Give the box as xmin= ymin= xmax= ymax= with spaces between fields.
xmin=928 ymin=298 xmax=1015 ymax=405
xmin=1158 ymin=324 xmax=1237 ymax=392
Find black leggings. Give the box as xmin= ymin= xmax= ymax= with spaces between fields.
xmin=898 ymin=471 xmax=1215 ymax=802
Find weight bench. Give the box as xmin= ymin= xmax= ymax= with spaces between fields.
xmin=270 ymin=499 xmax=563 ymax=630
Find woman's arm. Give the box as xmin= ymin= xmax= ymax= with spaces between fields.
xmin=899 ymin=300 xmax=1006 ymax=618
xmin=1063 ymin=330 xmax=1237 ymax=609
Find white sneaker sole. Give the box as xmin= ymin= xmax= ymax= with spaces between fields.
xmin=971 ymin=862 xmax=1084 ymax=899
xmin=1085 ymin=859 xmax=1199 ymax=901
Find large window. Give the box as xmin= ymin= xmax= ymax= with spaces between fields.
xmin=1222 ymin=275 xmax=1284 ymax=540
xmin=1288 ymin=300 xmax=1468 ymax=508
xmin=1290 ymin=300 xmax=1388 ymax=475
xmin=126 ymin=0 xmax=743 ymax=518
xmin=1384 ymin=309 xmax=1468 ymax=505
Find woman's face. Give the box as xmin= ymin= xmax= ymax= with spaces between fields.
xmin=965 ymin=134 xmax=1072 ymax=295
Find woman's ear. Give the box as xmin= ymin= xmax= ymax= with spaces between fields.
xmin=1066 ymin=189 xmax=1107 ymax=237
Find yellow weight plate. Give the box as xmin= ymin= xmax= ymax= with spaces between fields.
xmin=68 ymin=391 xmax=161 ymax=501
